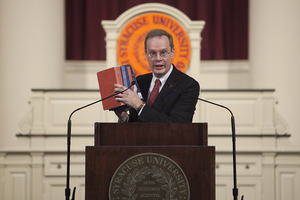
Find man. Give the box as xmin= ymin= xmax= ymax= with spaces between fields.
xmin=114 ymin=29 xmax=199 ymax=122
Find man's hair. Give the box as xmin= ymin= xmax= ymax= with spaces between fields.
xmin=144 ymin=29 xmax=174 ymax=52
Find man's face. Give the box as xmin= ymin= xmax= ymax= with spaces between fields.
xmin=145 ymin=35 xmax=174 ymax=78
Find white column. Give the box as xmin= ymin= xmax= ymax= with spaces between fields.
xmin=249 ymin=0 xmax=300 ymax=145
xmin=31 ymin=153 xmax=44 ymax=200
xmin=0 ymin=0 xmax=64 ymax=147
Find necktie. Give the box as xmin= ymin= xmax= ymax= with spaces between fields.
xmin=147 ymin=79 xmax=161 ymax=106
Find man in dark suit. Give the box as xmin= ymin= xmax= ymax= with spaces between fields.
xmin=114 ymin=29 xmax=200 ymax=122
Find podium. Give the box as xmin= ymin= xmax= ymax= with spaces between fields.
xmin=86 ymin=123 xmax=215 ymax=199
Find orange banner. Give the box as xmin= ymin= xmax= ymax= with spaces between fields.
xmin=117 ymin=12 xmax=191 ymax=76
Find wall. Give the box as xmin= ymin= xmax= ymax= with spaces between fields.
xmin=0 ymin=0 xmax=64 ymax=147
xmin=249 ymin=0 xmax=300 ymax=145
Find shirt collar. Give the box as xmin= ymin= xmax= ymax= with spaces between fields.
xmin=151 ymin=64 xmax=173 ymax=87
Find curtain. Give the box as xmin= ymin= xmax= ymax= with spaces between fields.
xmin=65 ymin=0 xmax=248 ymax=60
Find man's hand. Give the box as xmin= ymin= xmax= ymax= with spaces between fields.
xmin=114 ymin=84 xmax=143 ymax=111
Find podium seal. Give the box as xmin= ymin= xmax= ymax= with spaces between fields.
xmin=109 ymin=153 xmax=190 ymax=200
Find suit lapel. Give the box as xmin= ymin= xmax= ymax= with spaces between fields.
xmin=137 ymin=73 xmax=152 ymax=101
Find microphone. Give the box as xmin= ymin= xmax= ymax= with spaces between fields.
xmin=167 ymin=82 xmax=243 ymax=200
xmin=65 ymin=81 xmax=136 ymax=200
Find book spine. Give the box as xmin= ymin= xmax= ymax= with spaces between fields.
xmin=108 ymin=66 xmax=129 ymax=111
xmin=120 ymin=65 xmax=130 ymax=88
xmin=125 ymin=65 xmax=134 ymax=90
xmin=114 ymin=66 xmax=123 ymax=85
xmin=127 ymin=65 xmax=143 ymax=100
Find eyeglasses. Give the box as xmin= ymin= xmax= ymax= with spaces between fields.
xmin=147 ymin=51 xmax=171 ymax=58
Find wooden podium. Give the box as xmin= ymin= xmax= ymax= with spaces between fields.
xmin=86 ymin=123 xmax=215 ymax=199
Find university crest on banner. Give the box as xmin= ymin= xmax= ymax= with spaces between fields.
xmin=116 ymin=12 xmax=191 ymax=76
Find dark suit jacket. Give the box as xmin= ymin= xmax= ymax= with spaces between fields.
xmin=128 ymin=66 xmax=200 ymax=122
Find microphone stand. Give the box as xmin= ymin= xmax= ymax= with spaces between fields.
xmin=168 ymin=84 xmax=243 ymax=200
xmin=197 ymin=98 xmax=239 ymax=200
xmin=65 ymin=82 xmax=135 ymax=200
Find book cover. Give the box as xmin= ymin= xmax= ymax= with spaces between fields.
xmin=97 ymin=66 xmax=126 ymax=111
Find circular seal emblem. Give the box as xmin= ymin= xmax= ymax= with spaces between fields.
xmin=117 ymin=12 xmax=191 ymax=76
xmin=109 ymin=153 xmax=190 ymax=200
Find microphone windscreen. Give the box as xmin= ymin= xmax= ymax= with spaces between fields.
xmin=131 ymin=80 xmax=136 ymax=86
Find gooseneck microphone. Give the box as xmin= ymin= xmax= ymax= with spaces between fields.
xmin=167 ymin=82 xmax=243 ymax=200
xmin=65 ymin=81 xmax=136 ymax=200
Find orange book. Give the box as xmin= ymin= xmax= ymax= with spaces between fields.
xmin=97 ymin=65 xmax=142 ymax=111
xmin=97 ymin=66 xmax=127 ymax=111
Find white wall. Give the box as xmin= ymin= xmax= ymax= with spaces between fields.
xmin=0 ymin=0 xmax=64 ymax=147
xmin=249 ymin=0 xmax=300 ymax=145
